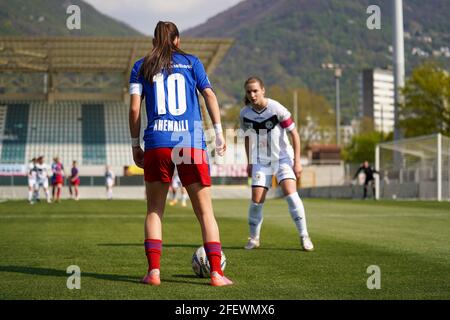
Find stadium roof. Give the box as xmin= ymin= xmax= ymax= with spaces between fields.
xmin=0 ymin=37 xmax=234 ymax=101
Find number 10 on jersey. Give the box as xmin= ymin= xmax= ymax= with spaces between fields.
xmin=154 ymin=73 xmax=187 ymax=116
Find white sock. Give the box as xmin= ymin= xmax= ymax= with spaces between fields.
xmin=181 ymin=193 xmax=188 ymax=202
xmin=107 ymin=190 xmax=113 ymax=199
xmin=248 ymin=202 xmax=264 ymax=240
xmin=28 ymin=190 xmax=33 ymax=201
xmin=285 ymin=192 xmax=309 ymax=237
xmin=45 ymin=190 xmax=50 ymax=201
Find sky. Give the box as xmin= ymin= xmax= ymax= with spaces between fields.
xmin=83 ymin=0 xmax=244 ymax=34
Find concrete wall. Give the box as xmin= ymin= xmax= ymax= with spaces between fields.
xmin=0 ymin=185 xmax=280 ymax=200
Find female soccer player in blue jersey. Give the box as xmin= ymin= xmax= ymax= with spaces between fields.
xmin=129 ymin=21 xmax=232 ymax=287
xmin=240 ymin=77 xmax=314 ymax=251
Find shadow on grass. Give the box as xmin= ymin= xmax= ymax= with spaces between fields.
xmin=0 ymin=265 xmax=215 ymax=287
xmin=0 ymin=265 xmax=140 ymax=284
xmin=163 ymin=275 xmax=208 ymax=286
xmin=98 ymin=243 xmax=301 ymax=251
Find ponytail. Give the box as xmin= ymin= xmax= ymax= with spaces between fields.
xmin=140 ymin=21 xmax=186 ymax=83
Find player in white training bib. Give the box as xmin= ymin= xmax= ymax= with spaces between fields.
xmin=239 ymin=77 xmax=314 ymax=251
xmin=35 ymin=155 xmax=52 ymax=203
xmin=27 ymin=158 xmax=38 ymax=204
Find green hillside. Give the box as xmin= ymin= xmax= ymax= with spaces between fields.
xmin=0 ymin=0 xmax=142 ymax=36
xmin=184 ymin=0 xmax=450 ymax=123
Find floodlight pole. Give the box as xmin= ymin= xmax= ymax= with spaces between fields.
xmin=393 ymin=0 xmax=405 ymax=142
xmin=437 ymin=133 xmax=442 ymax=201
xmin=375 ymin=144 xmax=380 ymax=200
xmin=293 ymin=90 xmax=298 ymax=127
xmin=335 ymin=68 xmax=342 ymax=146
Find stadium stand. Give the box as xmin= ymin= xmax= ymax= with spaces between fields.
xmin=1 ymin=103 xmax=29 ymax=164
xmin=104 ymin=101 xmax=134 ymax=166
xmin=0 ymin=37 xmax=234 ymax=177
xmin=26 ymin=100 xmax=82 ymax=165
xmin=82 ymin=103 xmax=106 ymax=165
xmin=0 ymin=105 xmax=8 ymax=158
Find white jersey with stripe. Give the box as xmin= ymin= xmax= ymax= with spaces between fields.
xmin=239 ymin=98 xmax=295 ymax=165
xmin=28 ymin=163 xmax=37 ymax=182
xmin=35 ymin=163 xmax=49 ymax=181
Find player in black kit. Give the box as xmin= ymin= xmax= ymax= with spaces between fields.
xmin=353 ymin=161 xmax=379 ymax=199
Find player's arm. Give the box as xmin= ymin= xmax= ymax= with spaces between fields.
xmin=353 ymin=166 xmax=362 ymax=180
xmin=244 ymin=136 xmax=252 ymax=177
xmin=129 ymin=94 xmax=144 ymax=168
xmin=201 ymin=88 xmax=226 ymax=156
xmin=287 ymin=128 xmax=302 ymax=179
xmin=278 ymin=105 xmax=301 ymax=179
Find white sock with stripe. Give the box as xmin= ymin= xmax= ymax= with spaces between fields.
xmin=285 ymin=192 xmax=309 ymax=237
xmin=248 ymin=201 xmax=264 ymax=240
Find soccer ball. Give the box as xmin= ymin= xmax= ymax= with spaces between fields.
xmin=191 ymin=246 xmax=226 ymax=278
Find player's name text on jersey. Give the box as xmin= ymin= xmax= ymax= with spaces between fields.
xmin=172 ymin=63 xmax=192 ymax=69
xmin=153 ymin=119 xmax=189 ymax=132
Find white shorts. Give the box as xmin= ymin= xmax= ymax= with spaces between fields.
xmin=251 ymin=158 xmax=296 ymax=189
xmin=36 ymin=178 xmax=49 ymax=189
xmin=28 ymin=180 xmax=36 ymax=188
xmin=106 ymin=179 xmax=114 ymax=188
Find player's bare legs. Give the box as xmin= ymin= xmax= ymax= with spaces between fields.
xmin=279 ymin=179 xmax=313 ymax=251
xmin=251 ymin=186 xmax=268 ymax=204
xmin=144 ymin=181 xmax=170 ymax=239
xmin=185 ymin=182 xmax=233 ymax=286
xmin=73 ymin=185 xmax=79 ymax=200
xmin=181 ymin=187 xmax=188 ymax=207
xmin=141 ymin=181 xmax=170 ymax=285
xmin=245 ymin=187 xmax=267 ymax=249
xmin=185 ymin=183 xmax=219 ymax=243
xmin=55 ymin=183 xmax=62 ymax=202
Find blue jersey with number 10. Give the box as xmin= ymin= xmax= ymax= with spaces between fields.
xmin=129 ymin=53 xmax=211 ymax=151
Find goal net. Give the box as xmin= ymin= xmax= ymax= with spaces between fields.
xmin=376 ymin=134 xmax=450 ymax=201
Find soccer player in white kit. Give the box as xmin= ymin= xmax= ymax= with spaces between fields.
xmin=35 ymin=156 xmax=52 ymax=203
xmin=168 ymin=169 xmax=188 ymax=207
xmin=240 ymin=77 xmax=314 ymax=251
xmin=27 ymin=158 xmax=38 ymax=204
xmin=105 ymin=165 xmax=115 ymax=200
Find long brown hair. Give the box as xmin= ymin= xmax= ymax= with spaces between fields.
xmin=244 ymin=76 xmax=265 ymax=105
xmin=140 ymin=21 xmax=186 ymax=83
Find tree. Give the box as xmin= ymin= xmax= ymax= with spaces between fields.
xmin=343 ymin=131 xmax=386 ymax=164
xmin=400 ymin=62 xmax=450 ymax=137
xmin=266 ymin=86 xmax=335 ymax=147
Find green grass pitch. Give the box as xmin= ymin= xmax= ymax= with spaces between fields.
xmin=0 ymin=198 xmax=449 ymax=300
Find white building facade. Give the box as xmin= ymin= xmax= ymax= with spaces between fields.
xmin=360 ymin=69 xmax=395 ymax=133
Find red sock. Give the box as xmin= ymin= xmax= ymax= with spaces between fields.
xmin=204 ymin=242 xmax=223 ymax=276
xmin=144 ymin=239 xmax=162 ymax=272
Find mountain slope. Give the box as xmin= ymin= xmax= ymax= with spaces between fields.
xmin=185 ymin=0 xmax=450 ymax=122
xmin=0 ymin=0 xmax=142 ymax=36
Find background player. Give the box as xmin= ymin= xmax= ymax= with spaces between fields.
xmin=169 ymin=169 xmax=189 ymax=207
xmin=129 ymin=21 xmax=232 ymax=287
xmin=353 ymin=160 xmax=379 ymax=200
xmin=240 ymin=76 xmax=314 ymax=251
xmin=105 ymin=165 xmax=115 ymax=200
xmin=69 ymin=160 xmax=80 ymax=200
xmin=27 ymin=158 xmax=38 ymax=204
xmin=35 ymin=156 xmax=51 ymax=203
xmin=51 ymin=157 xmax=65 ymax=203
